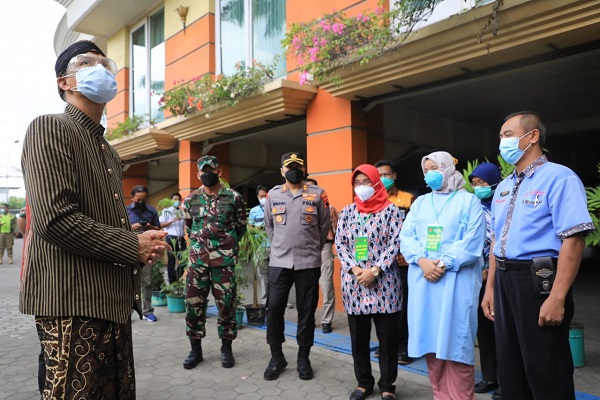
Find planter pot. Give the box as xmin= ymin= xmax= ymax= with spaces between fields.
xmin=167 ymin=295 xmax=186 ymax=313
xmin=151 ymin=291 xmax=167 ymax=307
xmin=569 ymin=322 xmax=585 ymax=368
xmin=235 ymin=309 xmax=245 ymax=329
xmin=245 ymin=304 xmax=267 ymax=326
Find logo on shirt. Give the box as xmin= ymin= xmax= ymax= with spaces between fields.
xmin=522 ymin=190 xmax=544 ymax=207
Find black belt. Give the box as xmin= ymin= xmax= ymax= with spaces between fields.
xmin=495 ymin=257 xmax=533 ymax=271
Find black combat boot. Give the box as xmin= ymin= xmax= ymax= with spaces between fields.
xmin=297 ymin=345 xmax=313 ymax=380
xmin=221 ymin=339 xmax=235 ymax=368
xmin=263 ymin=344 xmax=288 ymax=381
xmin=183 ymin=339 xmax=203 ymax=369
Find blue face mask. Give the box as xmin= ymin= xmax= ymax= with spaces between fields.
xmin=69 ymin=64 xmax=117 ymax=104
xmin=173 ymin=201 xmax=181 ymax=208
xmin=499 ymin=130 xmax=532 ymax=165
xmin=381 ymin=177 xmax=395 ymax=190
xmin=473 ymin=186 xmax=493 ymax=199
xmin=424 ymin=170 xmax=444 ymax=190
xmin=0 ymin=209 xmax=5 ymax=214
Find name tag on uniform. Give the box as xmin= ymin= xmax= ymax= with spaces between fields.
xmin=425 ymin=225 xmax=443 ymax=252
xmin=355 ymin=236 xmax=369 ymax=261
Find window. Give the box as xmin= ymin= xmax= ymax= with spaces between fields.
xmin=131 ymin=9 xmax=165 ymax=123
xmin=217 ymin=0 xmax=286 ymax=78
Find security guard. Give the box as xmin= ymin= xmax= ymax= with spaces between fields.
xmin=482 ymin=112 xmax=594 ymax=400
xmin=263 ymin=152 xmax=331 ymax=381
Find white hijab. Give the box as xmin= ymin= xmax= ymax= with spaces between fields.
xmin=421 ymin=151 xmax=465 ymax=193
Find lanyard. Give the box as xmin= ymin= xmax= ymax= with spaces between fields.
xmin=430 ymin=190 xmax=458 ymax=223
xmin=357 ymin=212 xmax=372 ymax=231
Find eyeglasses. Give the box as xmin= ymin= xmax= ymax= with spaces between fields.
xmin=64 ymin=54 xmax=118 ymax=76
xmin=353 ymin=179 xmax=372 ymax=187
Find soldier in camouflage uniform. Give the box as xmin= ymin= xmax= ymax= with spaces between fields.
xmin=182 ymin=155 xmax=247 ymax=370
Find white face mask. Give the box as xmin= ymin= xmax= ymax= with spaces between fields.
xmin=354 ymin=185 xmax=375 ymax=202
xmin=259 ymin=198 xmax=266 ymax=206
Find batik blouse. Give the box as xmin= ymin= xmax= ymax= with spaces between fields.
xmin=335 ymin=203 xmax=402 ymax=315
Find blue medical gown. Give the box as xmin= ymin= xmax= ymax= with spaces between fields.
xmin=399 ymin=189 xmax=485 ymax=365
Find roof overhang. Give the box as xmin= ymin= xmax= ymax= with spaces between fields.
xmin=156 ymin=79 xmax=317 ymax=142
xmin=53 ymin=0 xmax=160 ymax=54
xmin=109 ymin=128 xmax=178 ymax=161
xmin=320 ymin=0 xmax=600 ymax=101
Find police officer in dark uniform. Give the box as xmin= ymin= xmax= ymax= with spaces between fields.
xmin=263 ymin=152 xmax=331 ymax=381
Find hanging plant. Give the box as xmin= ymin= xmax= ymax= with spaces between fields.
xmin=159 ymin=61 xmax=276 ymax=117
xmin=282 ymin=0 xmax=444 ymax=86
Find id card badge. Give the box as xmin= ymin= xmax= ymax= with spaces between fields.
xmin=355 ymin=236 xmax=369 ymax=261
xmin=425 ymin=225 xmax=443 ymax=252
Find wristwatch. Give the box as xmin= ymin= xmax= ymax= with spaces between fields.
xmin=437 ymin=260 xmax=446 ymax=271
xmin=371 ymin=267 xmax=380 ymax=277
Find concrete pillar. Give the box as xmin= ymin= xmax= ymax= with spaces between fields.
xmin=306 ymin=89 xmax=368 ymax=312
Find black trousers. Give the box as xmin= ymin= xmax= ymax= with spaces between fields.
xmin=494 ymin=268 xmax=575 ymax=400
xmin=477 ymin=279 xmax=498 ymax=383
xmin=266 ymin=267 xmax=320 ymax=348
xmin=348 ymin=312 xmax=400 ymax=394
xmin=397 ymin=264 xmax=409 ymax=354
xmin=166 ymin=235 xmax=186 ymax=283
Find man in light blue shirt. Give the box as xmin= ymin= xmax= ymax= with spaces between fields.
xmin=482 ymin=112 xmax=594 ymax=400
xmin=159 ymin=192 xmax=187 ymax=284
xmin=248 ymin=185 xmax=270 ymax=304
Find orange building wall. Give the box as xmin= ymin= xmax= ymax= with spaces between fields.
xmin=106 ymin=68 xmax=130 ymax=129
xmin=179 ymin=140 xmax=202 ymax=198
xmin=165 ymin=15 xmax=215 ymax=93
xmin=122 ymin=163 xmax=148 ymax=204
xmin=306 ymin=89 xmax=368 ymax=312
xmin=167 ymin=9 xmax=216 ymax=195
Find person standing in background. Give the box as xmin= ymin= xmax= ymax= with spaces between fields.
xmin=305 ymin=177 xmax=339 ymax=334
xmin=127 ymin=185 xmax=162 ymax=323
xmin=248 ymin=185 xmax=271 ymax=305
xmin=374 ymin=160 xmax=415 ymax=364
xmin=0 ymin=203 xmax=16 ymax=264
xmin=469 ymin=163 xmax=503 ymax=400
xmin=160 ymin=192 xmax=187 ymax=284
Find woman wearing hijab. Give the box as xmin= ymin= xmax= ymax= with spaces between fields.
xmin=469 ymin=163 xmax=503 ymax=400
xmin=399 ymin=151 xmax=485 ymax=400
xmin=335 ymin=164 xmax=403 ymax=400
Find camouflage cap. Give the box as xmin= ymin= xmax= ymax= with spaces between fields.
xmin=197 ymin=155 xmax=219 ymax=170
xmin=281 ymin=152 xmax=305 ymax=167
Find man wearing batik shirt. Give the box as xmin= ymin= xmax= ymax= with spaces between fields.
xmin=182 ymin=155 xmax=247 ymax=370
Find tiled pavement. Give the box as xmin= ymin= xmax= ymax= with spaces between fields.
xmin=2 ymin=238 xmax=600 ymax=399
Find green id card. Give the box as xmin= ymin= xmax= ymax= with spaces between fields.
xmin=425 ymin=225 xmax=443 ymax=252
xmin=355 ymin=236 xmax=368 ymax=261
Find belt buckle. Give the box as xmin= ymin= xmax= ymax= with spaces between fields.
xmin=496 ymin=258 xmax=506 ymax=270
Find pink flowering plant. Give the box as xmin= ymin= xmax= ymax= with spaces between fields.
xmin=282 ymin=0 xmax=445 ymax=85
xmin=159 ymin=61 xmax=275 ymax=117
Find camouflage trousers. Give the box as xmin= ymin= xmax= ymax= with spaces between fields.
xmin=185 ymin=263 xmax=238 ymax=341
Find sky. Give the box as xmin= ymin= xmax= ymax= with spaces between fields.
xmin=0 ymin=0 xmax=67 ymax=197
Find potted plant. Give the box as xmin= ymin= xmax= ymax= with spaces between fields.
xmin=234 ymin=262 xmax=247 ymax=329
xmin=150 ymin=259 xmax=168 ymax=307
xmin=237 ymin=225 xmax=270 ymax=326
xmin=161 ymin=243 xmax=189 ymax=313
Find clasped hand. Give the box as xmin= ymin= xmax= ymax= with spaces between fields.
xmin=137 ymin=231 xmax=171 ymax=264
xmin=418 ymin=258 xmax=445 ymax=282
xmin=353 ymin=266 xmax=376 ymax=288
